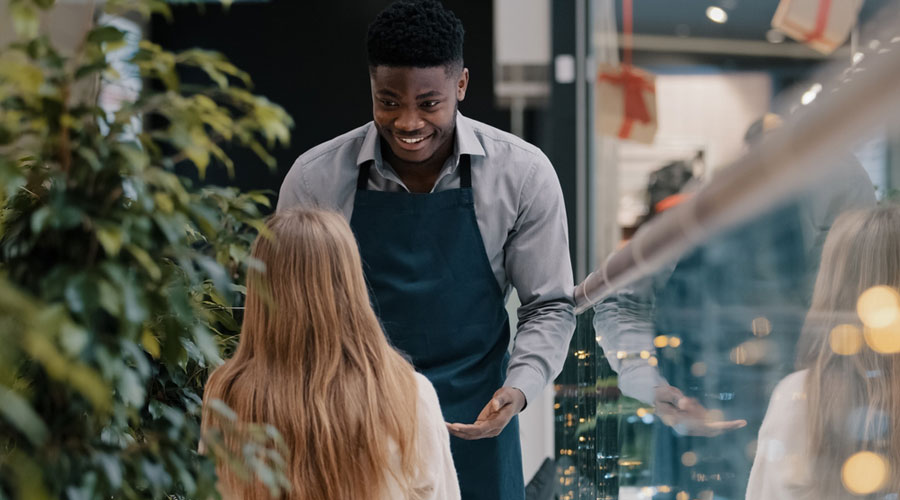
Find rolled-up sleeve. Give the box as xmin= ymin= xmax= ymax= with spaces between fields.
xmin=502 ymin=157 xmax=576 ymax=405
xmin=592 ymin=274 xmax=667 ymax=406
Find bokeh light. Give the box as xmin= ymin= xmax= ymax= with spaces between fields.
xmin=841 ymin=451 xmax=888 ymax=495
xmin=654 ymin=335 xmax=669 ymax=348
xmin=691 ymin=361 xmax=707 ymax=377
xmin=857 ymin=286 xmax=900 ymax=328
xmin=830 ymin=324 xmax=863 ymax=355
xmin=681 ymin=451 xmax=698 ymax=467
xmin=668 ymin=336 xmax=682 ymax=348
xmin=864 ymin=322 xmax=900 ymax=354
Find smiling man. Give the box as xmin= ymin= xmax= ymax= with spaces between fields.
xmin=277 ymin=2 xmax=575 ymax=498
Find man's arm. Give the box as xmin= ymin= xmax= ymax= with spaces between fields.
xmin=501 ymin=157 xmax=576 ymax=406
xmin=593 ymin=275 xmax=667 ymax=406
xmin=447 ymin=156 xmax=575 ymax=440
xmin=594 ymin=261 xmax=745 ymax=436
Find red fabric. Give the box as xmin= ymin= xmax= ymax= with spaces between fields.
xmin=623 ymin=0 xmax=633 ymax=66
xmin=598 ymin=68 xmax=654 ymax=138
xmin=655 ymin=193 xmax=690 ymax=214
xmin=804 ymin=0 xmax=832 ymax=43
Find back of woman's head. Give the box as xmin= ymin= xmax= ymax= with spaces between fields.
xmin=240 ymin=208 xmax=380 ymax=367
xmin=202 ymin=208 xmax=419 ymax=500
xmin=800 ymin=205 xmax=900 ymax=498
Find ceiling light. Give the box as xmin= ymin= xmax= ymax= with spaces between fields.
xmin=706 ymin=6 xmax=728 ymax=24
xmin=853 ymin=52 xmax=865 ymax=64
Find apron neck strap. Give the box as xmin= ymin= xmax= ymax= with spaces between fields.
xmin=356 ymin=154 xmax=472 ymax=191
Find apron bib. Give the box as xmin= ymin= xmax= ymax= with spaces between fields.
xmin=350 ymin=155 xmax=525 ymax=500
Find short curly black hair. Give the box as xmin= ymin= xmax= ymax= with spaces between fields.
xmin=367 ymin=0 xmax=465 ymax=73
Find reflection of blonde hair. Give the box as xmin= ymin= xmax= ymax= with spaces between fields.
xmin=202 ymin=208 xmax=419 ymax=500
xmin=799 ymin=206 xmax=900 ymax=498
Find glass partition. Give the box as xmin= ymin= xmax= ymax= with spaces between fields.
xmin=557 ymin=2 xmax=900 ymax=499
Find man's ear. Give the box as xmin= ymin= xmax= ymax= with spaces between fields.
xmin=457 ymin=67 xmax=469 ymax=101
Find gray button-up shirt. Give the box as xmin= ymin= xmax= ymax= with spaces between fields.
xmin=277 ymin=113 xmax=576 ymax=404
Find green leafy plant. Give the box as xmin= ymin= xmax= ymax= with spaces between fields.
xmin=0 ymin=0 xmax=294 ymax=498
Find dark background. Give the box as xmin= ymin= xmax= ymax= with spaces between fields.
xmin=151 ymin=0 xmax=512 ymax=195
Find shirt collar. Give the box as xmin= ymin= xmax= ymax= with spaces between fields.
xmin=355 ymin=111 xmax=486 ymax=168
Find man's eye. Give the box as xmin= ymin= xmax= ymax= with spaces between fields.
xmin=421 ymin=100 xmax=440 ymax=108
xmin=380 ymin=100 xmax=398 ymax=107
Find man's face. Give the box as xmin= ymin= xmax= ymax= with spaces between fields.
xmin=370 ymin=65 xmax=468 ymax=165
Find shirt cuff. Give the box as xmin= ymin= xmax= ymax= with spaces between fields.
xmin=504 ymin=365 xmax=545 ymax=410
xmin=617 ymin=360 xmax=666 ymax=406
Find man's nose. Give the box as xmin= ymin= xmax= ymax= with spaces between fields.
xmin=395 ymin=107 xmax=425 ymax=132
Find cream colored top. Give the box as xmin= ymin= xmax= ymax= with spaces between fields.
xmin=746 ymin=370 xmax=815 ymax=500
xmin=385 ymin=372 xmax=461 ymax=500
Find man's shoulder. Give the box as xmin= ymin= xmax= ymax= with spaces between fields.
xmin=463 ymin=116 xmax=548 ymax=164
xmin=295 ymin=122 xmax=372 ymax=168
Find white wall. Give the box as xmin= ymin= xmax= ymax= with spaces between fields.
xmin=617 ymin=72 xmax=773 ymax=225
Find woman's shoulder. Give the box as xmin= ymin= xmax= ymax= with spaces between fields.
xmin=771 ymin=370 xmax=809 ymax=401
xmin=413 ymin=372 xmax=445 ymax=419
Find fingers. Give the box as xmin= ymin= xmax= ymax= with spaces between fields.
xmin=447 ymin=403 xmax=517 ymax=440
xmin=706 ymin=419 xmax=747 ymax=431
xmin=655 ymin=388 xmax=747 ymax=437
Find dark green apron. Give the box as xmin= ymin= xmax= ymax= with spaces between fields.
xmin=350 ymin=155 xmax=525 ymax=500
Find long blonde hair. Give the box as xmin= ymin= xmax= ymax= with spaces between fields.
xmin=202 ymin=208 xmax=420 ymax=500
xmin=799 ymin=206 xmax=900 ymax=498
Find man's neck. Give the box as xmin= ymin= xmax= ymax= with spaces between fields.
xmin=382 ymin=133 xmax=455 ymax=194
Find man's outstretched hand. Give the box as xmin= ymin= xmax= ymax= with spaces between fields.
xmin=654 ymin=385 xmax=747 ymax=437
xmin=447 ymin=387 xmax=526 ymax=440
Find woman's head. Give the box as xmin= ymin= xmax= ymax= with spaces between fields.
xmin=809 ymin=207 xmax=900 ymax=323
xmin=801 ymin=205 xmax=900 ymax=498
xmin=798 ymin=207 xmax=900 ymax=367
xmin=240 ymin=208 xmax=382 ymax=368
xmin=202 ymin=207 xmax=419 ymax=500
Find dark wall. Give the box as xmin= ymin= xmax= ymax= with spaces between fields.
xmin=151 ymin=0 xmax=510 ymax=195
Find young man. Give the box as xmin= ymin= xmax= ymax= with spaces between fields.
xmin=277 ymin=2 xmax=575 ymax=498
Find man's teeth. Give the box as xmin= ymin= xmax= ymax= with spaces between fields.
xmin=399 ymin=137 xmax=426 ymax=144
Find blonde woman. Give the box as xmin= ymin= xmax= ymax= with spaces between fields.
xmin=747 ymin=206 xmax=900 ymax=499
xmin=201 ymin=208 xmax=460 ymax=500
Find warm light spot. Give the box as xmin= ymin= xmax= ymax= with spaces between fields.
xmin=637 ymin=408 xmax=648 ymax=418
xmin=691 ymin=362 xmax=707 ymax=377
xmin=752 ymin=317 xmax=772 ymax=337
xmin=830 ymin=324 xmax=863 ymax=355
xmin=842 ymin=451 xmax=888 ymax=495
xmin=617 ymin=351 xmax=627 ymax=359
xmin=595 ymin=334 xmax=603 ymax=344
xmin=864 ymin=321 xmax=900 ymax=354
xmin=698 ymin=490 xmax=714 ymax=500
xmin=654 ymin=335 xmax=669 ymax=348
xmin=705 ymin=6 xmax=727 ymax=23
xmin=857 ymin=286 xmax=900 ymax=328
xmin=669 ymin=336 xmax=682 ymax=348
xmin=681 ymin=451 xmax=698 ymax=467
xmin=640 ymin=487 xmax=654 ymax=497
xmin=640 ymin=350 xmax=651 ymax=359
xmin=658 ymin=485 xmax=672 ymax=493
xmin=648 ymin=356 xmax=659 ymax=367
xmin=554 ymin=403 xmax=561 ymax=409
xmin=676 ymin=491 xmax=690 ymax=500
xmin=578 ymin=436 xmax=585 ymax=442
